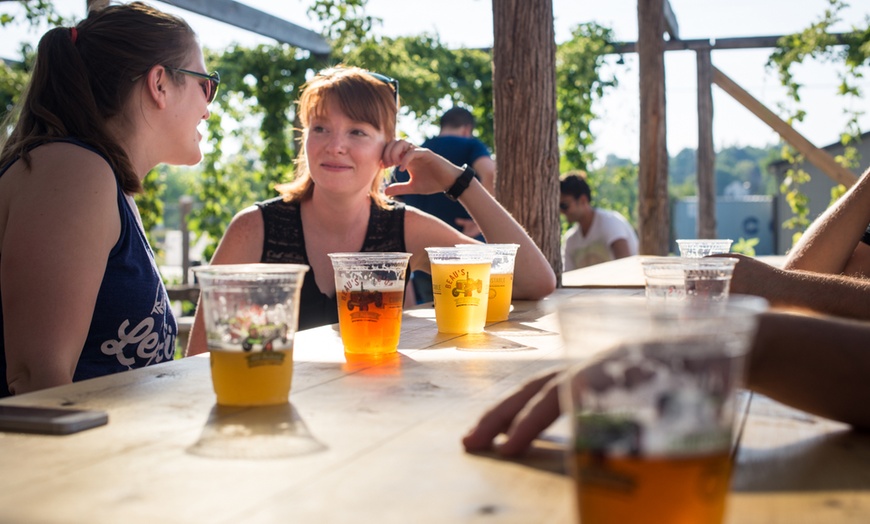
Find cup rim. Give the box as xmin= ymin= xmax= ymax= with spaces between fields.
xmin=327 ymin=252 xmax=412 ymax=260
xmin=191 ymin=263 xmax=309 ymax=276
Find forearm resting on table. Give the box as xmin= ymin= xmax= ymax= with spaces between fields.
xmin=747 ymin=311 xmax=870 ymax=430
xmin=759 ymin=268 xmax=870 ymax=321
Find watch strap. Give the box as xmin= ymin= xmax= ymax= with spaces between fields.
xmin=444 ymin=164 xmax=476 ymax=201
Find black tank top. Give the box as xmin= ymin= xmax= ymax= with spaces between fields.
xmin=257 ymin=196 xmax=407 ymax=330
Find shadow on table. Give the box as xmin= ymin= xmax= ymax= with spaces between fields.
xmin=732 ymin=429 xmax=870 ymax=492
xmin=467 ymin=435 xmax=569 ymax=476
xmin=187 ymin=402 xmax=327 ymax=460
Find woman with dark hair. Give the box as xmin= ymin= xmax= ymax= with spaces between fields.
xmin=187 ymin=65 xmax=556 ymax=352
xmin=0 ymin=2 xmax=219 ymax=396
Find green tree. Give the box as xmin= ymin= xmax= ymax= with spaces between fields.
xmin=767 ymin=0 xmax=870 ymax=245
xmin=556 ymin=23 xmax=618 ymax=172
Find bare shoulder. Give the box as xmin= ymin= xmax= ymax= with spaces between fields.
xmin=211 ymin=205 xmax=264 ymax=264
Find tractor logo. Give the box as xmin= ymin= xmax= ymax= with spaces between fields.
xmin=451 ymin=273 xmax=483 ymax=297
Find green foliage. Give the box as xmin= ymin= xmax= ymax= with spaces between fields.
xmin=556 ymin=23 xmax=618 ymax=172
xmin=343 ymin=34 xmax=494 ymax=145
xmin=768 ymin=0 xmax=870 ymax=247
xmin=731 ymin=237 xmax=759 ymax=257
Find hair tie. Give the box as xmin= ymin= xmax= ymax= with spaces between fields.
xmin=70 ymin=27 xmax=78 ymax=44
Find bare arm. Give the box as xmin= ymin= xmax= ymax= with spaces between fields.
xmin=463 ymin=310 xmax=870 ymax=457
xmin=186 ymin=206 xmax=263 ymax=356
xmin=2 ymin=145 xmax=119 ymax=394
xmin=727 ymin=253 xmax=870 ymax=320
xmin=384 ymin=142 xmax=556 ymax=300
xmin=471 ymin=155 xmax=496 ymax=195
xmin=785 ymin=166 xmax=870 ymax=277
xmin=747 ymin=311 xmax=870 ymax=430
xmin=610 ymin=238 xmax=632 ymax=260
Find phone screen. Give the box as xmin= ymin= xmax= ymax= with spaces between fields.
xmin=0 ymin=405 xmax=108 ymax=435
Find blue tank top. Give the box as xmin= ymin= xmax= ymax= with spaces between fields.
xmin=0 ymin=139 xmax=177 ymax=397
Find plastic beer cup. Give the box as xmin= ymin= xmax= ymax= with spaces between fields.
xmin=328 ymin=252 xmax=412 ymax=356
xmin=556 ymin=295 xmax=767 ymax=523
xmin=641 ymin=257 xmax=739 ymax=303
xmin=192 ymin=264 xmax=308 ymax=407
xmin=455 ymin=243 xmax=519 ymax=322
xmin=425 ymin=246 xmax=494 ymax=333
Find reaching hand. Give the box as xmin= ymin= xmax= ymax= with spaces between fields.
xmin=462 ymin=371 xmax=562 ymax=457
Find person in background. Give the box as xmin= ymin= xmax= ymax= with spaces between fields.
xmin=0 ymin=2 xmax=216 ymax=396
xmin=560 ymin=172 xmax=638 ymax=271
xmin=186 ymin=66 xmax=556 ymax=354
xmin=392 ymin=106 xmax=496 ymax=303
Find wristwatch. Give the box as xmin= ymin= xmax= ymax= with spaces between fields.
xmin=444 ymin=164 xmax=476 ymax=201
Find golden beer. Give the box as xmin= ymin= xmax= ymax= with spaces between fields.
xmin=573 ymin=451 xmax=732 ymax=524
xmin=337 ymin=288 xmax=405 ymax=355
xmin=485 ymin=272 xmax=514 ymax=322
xmin=209 ymin=348 xmax=294 ymax=406
xmin=430 ymin=261 xmax=491 ymax=333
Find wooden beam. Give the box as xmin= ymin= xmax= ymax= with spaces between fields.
xmin=712 ymin=66 xmax=858 ymax=187
xmin=157 ymin=0 xmax=330 ymax=55
xmin=637 ymin=0 xmax=670 ymax=255
xmin=663 ymin=0 xmax=680 ymax=40
xmin=612 ymin=33 xmax=855 ymax=54
xmin=696 ymin=48 xmax=716 ymax=238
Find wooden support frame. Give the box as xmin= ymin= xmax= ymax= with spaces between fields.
xmin=712 ymin=67 xmax=857 ymax=188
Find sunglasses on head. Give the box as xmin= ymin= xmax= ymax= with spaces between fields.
xmin=366 ymin=71 xmax=399 ymax=106
xmin=168 ymin=67 xmax=221 ymax=104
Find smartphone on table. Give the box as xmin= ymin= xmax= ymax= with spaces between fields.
xmin=0 ymin=404 xmax=108 ymax=435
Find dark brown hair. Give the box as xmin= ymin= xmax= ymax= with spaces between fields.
xmin=0 ymin=2 xmax=197 ymax=193
xmin=276 ymin=65 xmax=398 ymax=207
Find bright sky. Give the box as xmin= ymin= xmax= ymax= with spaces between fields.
xmin=3 ymin=0 xmax=869 ymax=166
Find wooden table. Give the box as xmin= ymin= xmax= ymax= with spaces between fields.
xmin=561 ymin=254 xmax=788 ymax=288
xmin=0 ymin=285 xmax=867 ymax=523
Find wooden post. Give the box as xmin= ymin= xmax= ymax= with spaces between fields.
xmin=637 ymin=0 xmax=670 ymax=255
xmin=492 ymin=0 xmax=562 ymax=280
xmin=696 ymin=47 xmax=716 ymax=238
xmin=179 ymin=196 xmax=193 ymax=285
xmin=86 ymin=0 xmax=109 ymax=12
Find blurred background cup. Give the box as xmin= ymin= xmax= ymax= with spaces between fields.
xmin=193 ymin=263 xmax=309 ymax=406
xmin=455 ymin=243 xmax=520 ymax=322
xmin=328 ymin=252 xmax=412 ymax=357
xmin=642 ymin=257 xmax=739 ymax=302
xmin=677 ymin=239 xmax=733 ymax=258
xmin=425 ymin=246 xmax=494 ymax=333
xmin=557 ymin=294 xmax=767 ymax=524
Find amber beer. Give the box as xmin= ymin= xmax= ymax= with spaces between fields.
xmin=336 ymin=288 xmax=405 ymax=355
xmin=329 ymin=252 xmax=412 ymax=356
xmin=209 ymin=346 xmax=294 ymax=406
xmin=574 ymin=451 xmax=732 ymax=524
xmin=430 ymin=261 xmax=492 ymax=333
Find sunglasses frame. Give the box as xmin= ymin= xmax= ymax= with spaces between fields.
xmin=366 ymin=71 xmax=399 ymax=106
xmin=167 ymin=67 xmax=221 ymax=104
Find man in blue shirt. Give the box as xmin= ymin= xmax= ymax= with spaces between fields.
xmin=393 ymin=107 xmax=496 ymax=302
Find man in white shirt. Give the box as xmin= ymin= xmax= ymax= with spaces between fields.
xmin=560 ymin=173 xmax=639 ymax=270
